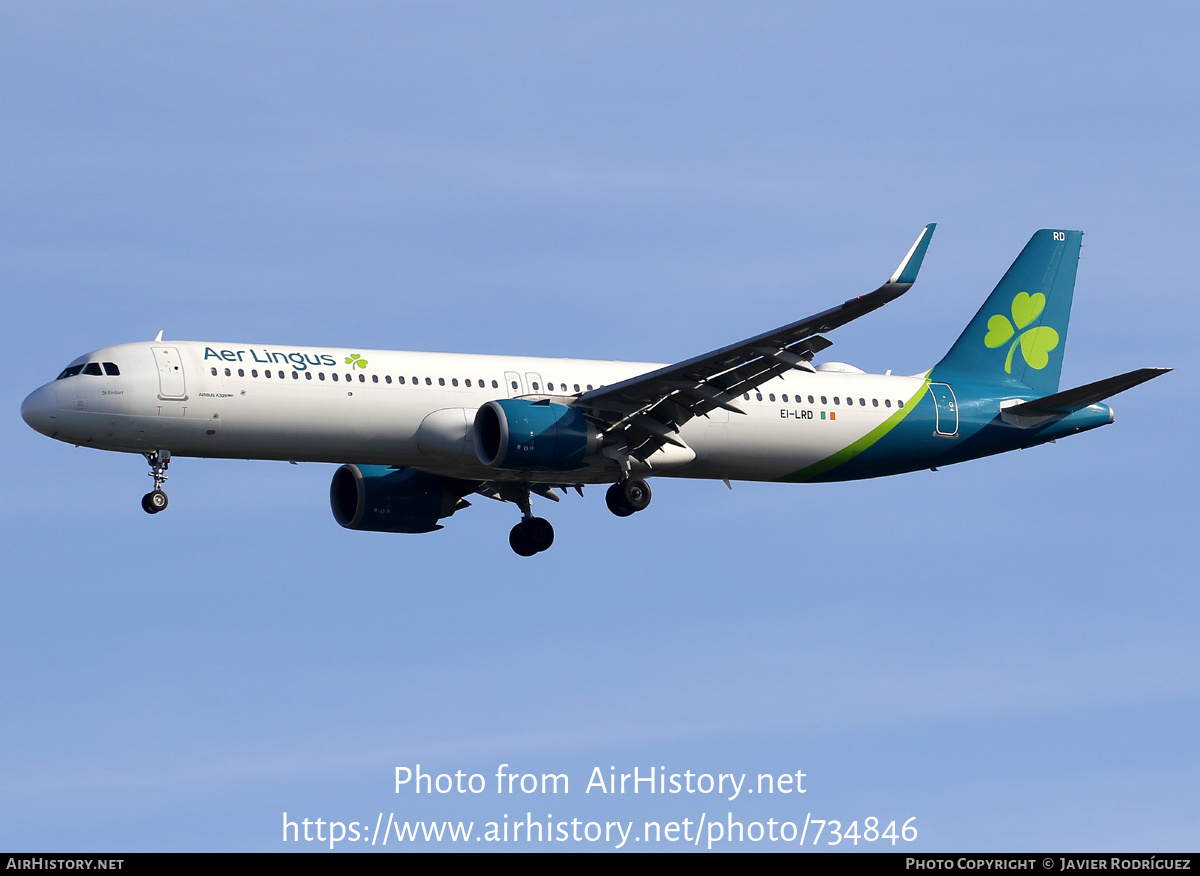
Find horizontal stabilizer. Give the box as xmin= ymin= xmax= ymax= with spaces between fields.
xmin=572 ymin=224 xmax=935 ymax=460
xmin=1003 ymin=367 xmax=1170 ymax=417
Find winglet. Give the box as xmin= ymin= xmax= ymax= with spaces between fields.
xmin=154 ymin=330 xmax=164 ymax=342
xmin=888 ymin=223 xmax=936 ymax=285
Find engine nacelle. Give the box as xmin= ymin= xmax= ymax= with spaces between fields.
xmin=329 ymin=464 xmax=473 ymax=534
xmin=474 ymin=399 xmax=601 ymax=470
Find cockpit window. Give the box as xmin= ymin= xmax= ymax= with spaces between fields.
xmin=56 ymin=365 xmax=84 ymax=380
xmin=103 ymin=362 xmax=120 ymax=376
xmin=82 ymin=363 xmax=103 ymax=376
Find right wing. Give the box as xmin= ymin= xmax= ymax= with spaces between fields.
xmin=574 ymin=223 xmax=937 ymax=461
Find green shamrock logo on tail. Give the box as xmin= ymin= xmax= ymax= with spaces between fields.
xmin=345 ymin=353 xmax=368 ymax=369
xmin=983 ymin=291 xmax=1059 ymax=373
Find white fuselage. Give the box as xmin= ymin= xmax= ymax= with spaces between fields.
xmin=24 ymin=341 xmax=927 ymax=484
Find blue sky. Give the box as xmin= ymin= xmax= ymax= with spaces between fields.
xmin=2 ymin=2 xmax=1196 ymax=851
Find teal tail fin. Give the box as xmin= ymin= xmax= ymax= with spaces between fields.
xmin=931 ymin=230 xmax=1082 ymax=395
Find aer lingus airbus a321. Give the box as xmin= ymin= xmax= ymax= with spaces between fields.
xmin=22 ymin=225 xmax=1168 ymax=555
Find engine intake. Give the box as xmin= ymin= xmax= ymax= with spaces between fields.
xmin=330 ymin=464 xmax=473 ymax=533
xmin=474 ymin=399 xmax=601 ymax=470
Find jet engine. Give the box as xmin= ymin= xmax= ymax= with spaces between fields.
xmin=329 ymin=464 xmax=474 ymax=533
xmin=473 ymin=399 xmax=601 ymax=470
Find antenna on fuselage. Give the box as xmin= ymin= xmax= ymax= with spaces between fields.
xmin=154 ymin=330 xmax=164 ymax=342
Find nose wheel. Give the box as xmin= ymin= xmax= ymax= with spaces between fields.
xmin=606 ymin=477 xmax=651 ymax=517
xmin=142 ymin=450 xmax=171 ymax=515
xmin=141 ymin=490 xmax=168 ymax=514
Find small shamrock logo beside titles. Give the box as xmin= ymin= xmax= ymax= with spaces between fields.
xmin=983 ymin=291 xmax=1059 ymax=373
xmin=345 ymin=353 xmax=368 ymax=369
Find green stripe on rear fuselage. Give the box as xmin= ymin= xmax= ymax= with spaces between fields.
xmin=780 ymin=380 xmax=930 ymax=482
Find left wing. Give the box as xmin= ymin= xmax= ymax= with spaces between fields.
xmin=574 ymin=223 xmax=936 ymax=462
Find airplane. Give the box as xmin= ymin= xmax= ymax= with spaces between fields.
xmin=21 ymin=225 xmax=1169 ymax=556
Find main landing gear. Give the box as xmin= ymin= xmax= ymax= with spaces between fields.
xmin=605 ymin=477 xmax=651 ymax=518
xmin=141 ymin=450 xmax=171 ymax=515
xmin=502 ymin=476 xmax=651 ymax=556
xmin=503 ymin=483 xmax=555 ymax=557
xmin=509 ymin=516 xmax=554 ymax=557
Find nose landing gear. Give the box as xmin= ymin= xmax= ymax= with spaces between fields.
xmin=142 ymin=450 xmax=171 ymax=515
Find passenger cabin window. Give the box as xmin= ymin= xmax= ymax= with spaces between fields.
xmin=224 ymin=368 xmax=231 ymax=376
xmin=210 ymin=367 xmax=218 ymax=376
xmin=318 ymin=372 xmax=325 ymax=381
xmin=238 ymin=368 xmax=244 ymax=377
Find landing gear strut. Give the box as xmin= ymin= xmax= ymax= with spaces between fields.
xmin=142 ymin=450 xmax=171 ymax=514
xmin=605 ymin=477 xmax=651 ymax=518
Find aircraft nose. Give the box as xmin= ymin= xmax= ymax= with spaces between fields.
xmin=21 ymin=385 xmax=58 ymax=436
